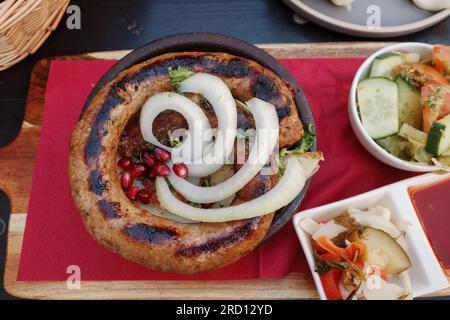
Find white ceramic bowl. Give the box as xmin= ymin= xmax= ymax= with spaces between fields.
xmin=293 ymin=172 xmax=450 ymax=300
xmin=348 ymin=42 xmax=439 ymax=172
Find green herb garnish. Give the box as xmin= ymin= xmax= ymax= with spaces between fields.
xmin=314 ymin=250 xmax=347 ymax=275
xmin=314 ymin=249 xmax=366 ymax=287
xmin=276 ymin=147 xmax=288 ymax=175
xmin=201 ymin=177 xmax=211 ymax=187
xmin=235 ymin=99 xmax=251 ymax=113
xmin=168 ymin=66 xmax=194 ymax=92
xmin=276 ymin=123 xmax=315 ymax=175
xmin=145 ymin=142 xmax=156 ymax=152
xmin=132 ymin=152 xmax=143 ymax=164
xmin=167 ymin=130 xmax=183 ymax=147
xmin=198 ymin=93 xmax=210 ymax=107
xmin=285 ymin=123 xmax=315 ymax=155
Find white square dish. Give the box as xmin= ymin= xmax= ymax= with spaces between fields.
xmin=293 ymin=172 xmax=450 ymax=300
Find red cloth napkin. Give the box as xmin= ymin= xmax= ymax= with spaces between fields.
xmin=17 ymin=58 xmax=416 ymax=281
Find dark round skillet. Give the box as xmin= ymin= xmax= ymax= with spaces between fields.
xmin=80 ymin=32 xmax=317 ymax=241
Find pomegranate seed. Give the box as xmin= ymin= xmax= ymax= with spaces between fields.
xmin=118 ymin=157 xmax=132 ymax=170
xmin=120 ymin=171 xmax=133 ymax=190
xmin=147 ymin=170 xmax=156 ymax=178
xmin=137 ymin=189 xmax=151 ymax=204
xmin=142 ymin=151 xmax=155 ymax=167
xmin=126 ymin=186 xmax=139 ymax=200
xmin=130 ymin=164 xmax=147 ymax=178
xmin=154 ymin=147 xmax=171 ymax=161
xmin=152 ymin=162 xmax=170 ymax=177
xmin=172 ymin=163 xmax=188 ymax=178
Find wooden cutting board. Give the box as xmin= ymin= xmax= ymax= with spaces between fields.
xmin=1 ymin=42 xmax=449 ymax=300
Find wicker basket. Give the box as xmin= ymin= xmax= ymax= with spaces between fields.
xmin=0 ymin=0 xmax=70 ymax=71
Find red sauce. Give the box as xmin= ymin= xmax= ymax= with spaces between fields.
xmin=409 ymin=177 xmax=450 ymax=269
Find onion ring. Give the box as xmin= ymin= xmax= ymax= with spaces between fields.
xmin=178 ymin=73 xmax=237 ymax=177
xmin=140 ymin=92 xmax=211 ymax=161
xmin=156 ymin=153 xmax=322 ymax=222
xmin=167 ymin=97 xmax=279 ymax=203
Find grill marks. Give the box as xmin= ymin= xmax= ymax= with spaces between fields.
xmin=89 ymin=168 xmax=108 ymax=195
xmin=84 ymin=53 xmax=290 ymax=200
xmin=177 ymin=218 xmax=260 ymax=257
xmin=237 ymin=173 xmax=277 ymax=201
xmin=211 ymin=59 xmax=251 ymax=78
xmin=117 ymin=56 xmax=199 ymax=87
xmin=85 ymin=88 xmax=124 ymax=164
xmin=123 ymin=223 xmax=178 ymax=244
xmin=85 ymin=87 xmax=125 ymax=195
xmin=97 ymin=199 xmax=121 ymax=219
xmin=252 ymin=74 xmax=290 ymax=119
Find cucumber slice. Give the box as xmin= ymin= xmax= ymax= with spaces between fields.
xmin=426 ymin=114 xmax=450 ymax=155
xmin=357 ymin=227 xmax=412 ymax=275
xmin=402 ymin=52 xmax=421 ymax=64
xmin=397 ymin=77 xmax=422 ymax=129
xmin=376 ymin=135 xmax=408 ymax=160
xmin=357 ymin=78 xmax=399 ymax=139
xmin=370 ymin=53 xmax=404 ymax=78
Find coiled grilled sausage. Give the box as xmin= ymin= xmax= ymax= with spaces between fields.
xmin=68 ymin=52 xmax=303 ymax=274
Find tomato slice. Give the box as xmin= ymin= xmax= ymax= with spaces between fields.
xmin=421 ymin=84 xmax=450 ymax=132
xmin=398 ymin=63 xmax=448 ymax=87
xmin=433 ymin=45 xmax=450 ymax=75
xmin=442 ymin=90 xmax=450 ymax=116
xmin=422 ymin=105 xmax=438 ymax=133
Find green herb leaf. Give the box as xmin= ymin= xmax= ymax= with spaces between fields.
xmin=201 ymin=177 xmax=211 ymax=187
xmin=168 ymin=66 xmax=194 ymax=92
xmin=156 ymin=134 xmax=169 ymax=147
xmin=276 ymin=123 xmax=315 ymax=175
xmin=235 ymin=99 xmax=251 ymax=113
xmin=313 ymin=250 xmax=347 ymax=275
xmin=198 ymin=93 xmax=210 ymax=107
xmin=167 ymin=130 xmax=183 ymax=148
xmin=145 ymin=142 xmax=156 ymax=152
xmin=276 ymin=148 xmax=288 ymax=175
xmin=285 ymin=123 xmax=315 ymax=155
xmin=132 ymin=153 xmax=143 ymax=164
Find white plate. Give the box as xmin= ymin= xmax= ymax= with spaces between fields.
xmin=283 ymin=0 xmax=450 ymax=38
xmin=293 ymin=172 xmax=450 ymax=300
